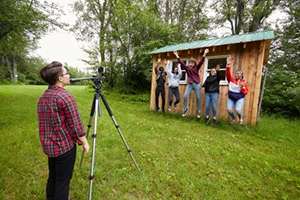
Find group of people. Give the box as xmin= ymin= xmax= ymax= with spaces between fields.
xmin=36 ymin=54 xmax=248 ymax=199
xmin=154 ymin=50 xmax=248 ymax=126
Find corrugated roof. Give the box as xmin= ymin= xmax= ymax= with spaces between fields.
xmin=149 ymin=30 xmax=274 ymax=54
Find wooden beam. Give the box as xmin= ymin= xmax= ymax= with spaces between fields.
xmin=227 ymin=45 xmax=230 ymax=50
xmin=243 ymin=43 xmax=247 ymax=48
xmin=212 ymin=47 xmax=216 ymax=52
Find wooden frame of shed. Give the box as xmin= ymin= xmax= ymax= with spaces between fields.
xmin=149 ymin=30 xmax=274 ymax=125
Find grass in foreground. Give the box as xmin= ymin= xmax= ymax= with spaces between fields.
xmin=0 ymin=85 xmax=299 ymax=200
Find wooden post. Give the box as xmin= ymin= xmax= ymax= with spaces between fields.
xmin=256 ymin=65 xmax=268 ymax=125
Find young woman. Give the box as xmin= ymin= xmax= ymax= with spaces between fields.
xmin=37 ymin=61 xmax=90 ymax=199
xmin=226 ymin=57 xmax=248 ymax=124
xmin=203 ymin=64 xmax=221 ymax=125
xmin=166 ymin=60 xmax=182 ymax=111
xmin=173 ymin=49 xmax=209 ymax=118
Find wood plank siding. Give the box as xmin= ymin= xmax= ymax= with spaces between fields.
xmin=150 ymin=40 xmax=271 ymax=125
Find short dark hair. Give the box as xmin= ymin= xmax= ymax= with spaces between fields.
xmin=159 ymin=66 xmax=164 ymax=71
xmin=39 ymin=61 xmax=63 ymax=85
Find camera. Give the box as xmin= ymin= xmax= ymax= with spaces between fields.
xmin=98 ymin=66 xmax=105 ymax=74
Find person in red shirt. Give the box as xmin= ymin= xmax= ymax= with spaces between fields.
xmin=173 ymin=49 xmax=209 ymax=118
xmin=226 ymin=56 xmax=249 ymax=124
xmin=37 ymin=61 xmax=90 ymax=200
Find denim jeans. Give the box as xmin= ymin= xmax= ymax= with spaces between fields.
xmin=183 ymin=83 xmax=201 ymax=110
xmin=227 ymin=97 xmax=245 ymax=118
xmin=205 ymin=92 xmax=219 ymax=117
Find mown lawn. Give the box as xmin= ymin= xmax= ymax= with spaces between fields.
xmin=0 ymin=85 xmax=299 ymax=200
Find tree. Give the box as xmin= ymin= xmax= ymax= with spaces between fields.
xmin=210 ymin=0 xmax=282 ymax=34
xmin=71 ymin=0 xmax=210 ymax=93
xmin=0 ymin=0 xmax=65 ymax=82
xmin=262 ymin=0 xmax=300 ymax=116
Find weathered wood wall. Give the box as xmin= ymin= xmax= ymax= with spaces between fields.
xmin=150 ymin=40 xmax=268 ymax=125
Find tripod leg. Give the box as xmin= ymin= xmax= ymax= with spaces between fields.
xmin=99 ymin=92 xmax=141 ymax=172
xmin=88 ymin=94 xmax=100 ymax=200
xmin=79 ymin=95 xmax=97 ymax=168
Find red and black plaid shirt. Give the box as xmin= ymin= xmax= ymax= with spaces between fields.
xmin=37 ymin=85 xmax=86 ymax=157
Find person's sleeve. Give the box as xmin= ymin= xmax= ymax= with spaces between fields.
xmin=63 ymin=92 xmax=86 ymax=144
xmin=226 ymin=65 xmax=233 ymax=83
xmin=166 ymin=63 xmax=172 ymax=76
xmin=178 ymin=65 xmax=182 ymax=79
xmin=216 ymin=70 xmax=221 ymax=81
xmin=196 ymin=57 xmax=205 ymax=70
xmin=177 ymin=58 xmax=187 ymax=70
xmin=241 ymin=82 xmax=248 ymax=95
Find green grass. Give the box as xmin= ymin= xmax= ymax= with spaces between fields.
xmin=0 ymin=85 xmax=299 ymax=200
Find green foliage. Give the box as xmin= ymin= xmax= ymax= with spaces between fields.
xmin=210 ymin=0 xmax=281 ymax=34
xmin=0 ymin=85 xmax=299 ymax=199
xmin=263 ymin=0 xmax=300 ymax=116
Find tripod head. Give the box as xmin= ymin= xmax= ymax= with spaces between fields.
xmin=70 ymin=67 xmax=105 ymax=91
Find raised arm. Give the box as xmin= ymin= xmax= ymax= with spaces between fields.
xmin=196 ymin=48 xmax=209 ymax=69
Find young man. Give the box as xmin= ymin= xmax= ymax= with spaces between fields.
xmin=154 ymin=58 xmax=167 ymax=112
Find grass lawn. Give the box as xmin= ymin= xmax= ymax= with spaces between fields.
xmin=0 ymin=85 xmax=299 ymax=200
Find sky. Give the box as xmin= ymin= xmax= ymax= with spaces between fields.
xmin=33 ymin=0 xmax=89 ymax=71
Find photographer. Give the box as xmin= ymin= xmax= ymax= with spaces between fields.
xmin=37 ymin=61 xmax=90 ymax=200
xmin=154 ymin=58 xmax=167 ymax=112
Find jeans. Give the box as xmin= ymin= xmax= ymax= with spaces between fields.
xmin=227 ymin=97 xmax=245 ymax=119
xmin=46 ymin=146 xmax=76 ymax=200
xmin=183 ymin=83 xmax=201 ymax=110
xmin=205 ymin=92 xmax=219 ymax=117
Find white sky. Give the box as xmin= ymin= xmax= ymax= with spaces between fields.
xmin=33 ymin=0 xmax=89 ymax=71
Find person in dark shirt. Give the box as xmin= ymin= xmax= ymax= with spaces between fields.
xmin=37 ymin=61 xmax=90 ymax=200
xmin=154 ymin=58 xmax=167 ymax=112
xmin=202 ymin=64 xmax=221 ymax=125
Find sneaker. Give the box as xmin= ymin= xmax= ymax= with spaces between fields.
xmin=154 ymin=107 xmax=159 ymax=112
xmin=162 ymin=109 xmax=165 ymax=113
xmin=197 ymin=110 xmax=201 ymax=118
xmin=212 ymin=119 xmax=216 ymax=126
xmin=182 ymin=109 xmax=188 ymax=117
xmin=205 ymin=117 xmax=210 ymax=125
xmin=174 ymin=104 xmax=177 ymax=110
xmin=168 ymin=106 xmax=171 ymax=111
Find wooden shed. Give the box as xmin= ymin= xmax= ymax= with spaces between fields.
xmin=149 ymin=30 xmax=274 ymax=125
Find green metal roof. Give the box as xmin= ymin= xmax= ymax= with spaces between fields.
xmin=149 ymin=30 xmax=274 ymax=55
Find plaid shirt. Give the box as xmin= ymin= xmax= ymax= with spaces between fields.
xmin=37 ymin=85 xmax=86 ymax=157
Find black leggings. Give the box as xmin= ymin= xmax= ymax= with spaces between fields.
xmin=168 ymin=87 xmax=180 ymax=106
xmin=155 ymin=87 xmax=165 ymax=109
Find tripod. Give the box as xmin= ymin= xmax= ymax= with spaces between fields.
xmin=77 ymin=76 xmax=140 ymax=200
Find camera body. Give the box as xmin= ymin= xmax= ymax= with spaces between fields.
xmin=97 ymin=66 xmax=105 ymax=74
